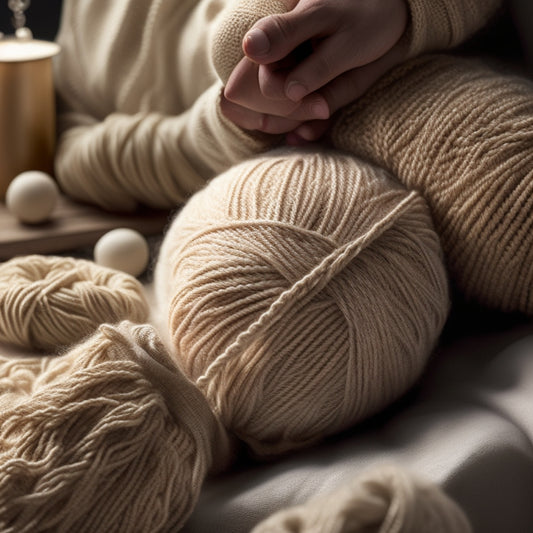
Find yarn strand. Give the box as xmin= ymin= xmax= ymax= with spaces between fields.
xmin=196 ymin=190 xmax=420 ymax=393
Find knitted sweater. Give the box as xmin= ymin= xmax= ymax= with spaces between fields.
xmin=54 ymin=0 xmax=277 ymax=211
xmin=53 ymin=0 xmax=502 ymax=211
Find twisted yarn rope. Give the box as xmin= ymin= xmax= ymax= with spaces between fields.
xmin=0 ymin=255 xmax=149 ymax=351
xmin=155 ymin=149 xmax=450 ymax=456
xmin=0 ymin=321 xmax=231 ymax=533
xmin=329 ymin=54 xmax=533 ymax=313
xmin=252 ymin=464 xmax=472 ymax=533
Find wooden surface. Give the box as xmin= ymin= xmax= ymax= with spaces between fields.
xmin=0 ymin=194 xmax=172 ymax=260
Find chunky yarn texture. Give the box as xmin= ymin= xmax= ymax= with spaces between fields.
xmin=0 ymin=255 xmax=149 ymax=351
xmin=251 ymin=464 xmax=472 ymax=533
xmin=155 ymin=150 xmax=450 ymax=456
xmin=0 ymin=321 xmax=231 ymax=532
xmin=329 ymin=54 xmax=533 ymax=313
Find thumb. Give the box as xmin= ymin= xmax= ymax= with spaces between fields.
xmin=243 ymin=5 xmax=324 ymax=65
xmin=211 ymin=0 xmax=290 ymax=83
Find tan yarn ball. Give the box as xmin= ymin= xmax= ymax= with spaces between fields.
xmin=155 ymin=150 xmax=450 ymax=456
xmin=0 ymin=255 xmax=149 ymax=351
xmin=0 ymin=321 xmax=231 ymax=532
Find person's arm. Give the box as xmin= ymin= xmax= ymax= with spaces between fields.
xmin=53 ymin=0 xmax=279 ymax=212
xmin=55 ymin=86 xmax=277 ymax=212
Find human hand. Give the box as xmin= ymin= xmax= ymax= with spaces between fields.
xmin=221 ymin=0 xmax=408 ymax=142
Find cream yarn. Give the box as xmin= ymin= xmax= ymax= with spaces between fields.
xmin=329 ymin=54 xmax=533 ymax=313
xmin=251 ymin=464 xmax=472 ymax=533
xmin=0 ymin=255 xmax=149 ymax=351
xmin=0 ymin=321 xmax=231 ymax=532
xmin=155 ymin=150 xmax=450 ymax=456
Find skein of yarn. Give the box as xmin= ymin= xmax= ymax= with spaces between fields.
xmin=155 ymin=149 xmax=450 ymax=456
xmin=0 ymin=255 xmax=149 ymax=351
xmin=251 ymin=463 xmax=472 ymax=533
xmin=329 ymin=54 xmax=533 ymax=313
xmin=0 ymin=321 xmax=232 ymax=532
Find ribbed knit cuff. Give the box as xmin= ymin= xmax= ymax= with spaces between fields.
xmin=403 ymin=0 xmax=502 ymax=57
xmin=185 ymin=83 xmax=282 ymax=176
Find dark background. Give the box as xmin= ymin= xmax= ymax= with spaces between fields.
xmin=0 ymin=0 xmax=531 ymax=70
xmin=0 ymin=0 xmax=63 ymax=41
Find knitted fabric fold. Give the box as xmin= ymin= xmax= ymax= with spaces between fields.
xmin=53 ymin=0 xmax=279 ymax=212
xmin=403 ymin=0 xmax=502 ymax=57
xmin=329 ymin=54 xmax=533 ymax=313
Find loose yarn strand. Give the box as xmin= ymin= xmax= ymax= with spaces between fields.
xmin=196 ymin=190 xmax=420 ymax=392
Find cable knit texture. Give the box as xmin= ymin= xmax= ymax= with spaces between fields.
xmin=329 ymin=54 xmax=533 ymax=313
xmin=53 ymin=0 xmax=279 ymax=212
xmin=0 ymin=321 xmax=231 ymax=532
xmin=155 ymin=149 xmax=449 ymax=456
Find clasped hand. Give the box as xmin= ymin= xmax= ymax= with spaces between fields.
xmin=220 ymin=0 xmax=409 ymax=144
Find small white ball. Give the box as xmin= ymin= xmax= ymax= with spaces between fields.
xmin=94 ymin=228 xmax=150 ymax=278
xmin=6 ymin=171 xmax=59 ymax=224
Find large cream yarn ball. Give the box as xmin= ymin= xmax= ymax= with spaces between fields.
xmin=0 ymin=321 xmax=231 ymax=532
xmin=0 ymin=255 xmax=149 ymax=351
xmin=155 ymin=150 xmax=450 ymax=455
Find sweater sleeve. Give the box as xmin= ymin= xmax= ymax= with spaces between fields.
xmin=52 ymin=0 xmax=280 ymax=212
xmin=403 ymin=0 xmax=504 ymax=56
xmin=55 ymin=85 xmax=278 ymax=212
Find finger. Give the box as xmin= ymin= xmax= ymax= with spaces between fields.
xmin=258 ymin=63 xmax=288 ymax=100
xmin=220 ymin=95 xmax=302 ymax=134
xmin=225 ymin=58 xmax=331 ymax=121
xmin=292 ymin=119 xmax=332 ymax=142
xmin=284 ymin=31 xmax=389 ymax=102
xmin=319 ymin=44 xmax=407 ymax=115
xmin=243 ymin=6 xmax=330 ymax=65
xmin=257 ymin=41 xmax=315 ymax=100
xmin=225 ymin=57 xmax=301 ymax=116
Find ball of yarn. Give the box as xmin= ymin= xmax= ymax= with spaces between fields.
xmin=155 ymin=150 xmax=450 ymax=455
xmin=251 ymin=463 xmax=472 ymax=533
xmin=0 ymin=321 xmax=231 ymax=532
xmin=330 ymin=54 xmax=533 ymax=313
xmin=0 ymin=255 xmax=150 ymax=351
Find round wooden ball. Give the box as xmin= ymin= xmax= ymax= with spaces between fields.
xmin=6 ymin=171 xmax=59 ymax=224
xmin=94 ymin=228 xmax=150 ymax=278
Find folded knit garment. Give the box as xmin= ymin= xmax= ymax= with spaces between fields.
xmin=329 ymin=54 xmax=533 ymax=313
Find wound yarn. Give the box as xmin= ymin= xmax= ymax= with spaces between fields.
xmin=251 ymin=463 xmax=472 ymax=533
xmin=155 ymin=150 xmax=450 ymax=456
xmin=0 ymin=321 xmax=231 ymax=533
xmin=329 ymin=54 xmax=533 ymax=313
xmin=0 ymin=255 xmax=149 ymax=352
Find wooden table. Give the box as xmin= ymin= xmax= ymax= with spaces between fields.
xmin=0 ymin=194 xmax=172 ymax=260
